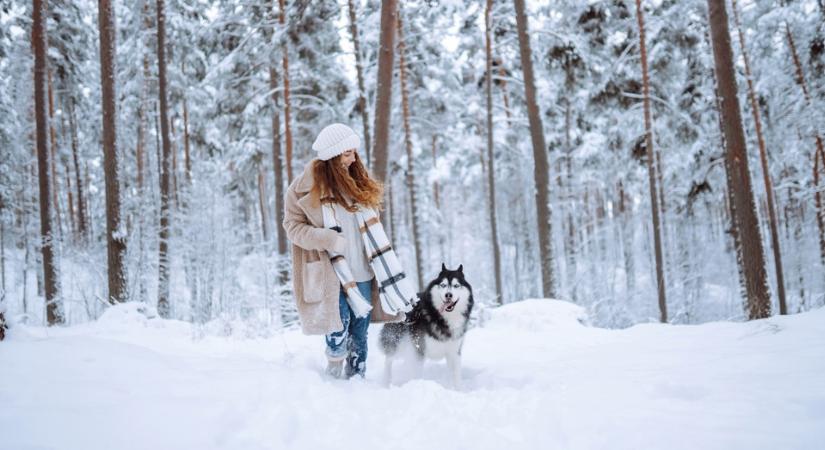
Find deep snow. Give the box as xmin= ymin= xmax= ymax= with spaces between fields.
xmin=1 ymin=300 xmax=824 ymax=450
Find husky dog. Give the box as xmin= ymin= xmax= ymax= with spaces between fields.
xmin=379 ymin=264 xmax=474 ymax=389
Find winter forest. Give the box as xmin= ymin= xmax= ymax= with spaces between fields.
xmin=3 ymin=0 xmax=825 ymax=448
xmin=2 ymin=0 xmax=824 ymax=329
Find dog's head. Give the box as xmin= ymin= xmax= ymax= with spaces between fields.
xmin=426 ymin=263 xmax=472 ymax=313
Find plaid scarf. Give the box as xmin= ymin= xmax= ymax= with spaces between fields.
xmin=321 ymin=202 xmax=417 ymax=318
xmin=322 ymin=203 xmax=373 ymax=318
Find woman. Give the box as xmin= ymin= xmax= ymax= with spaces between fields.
xmin=283 ymin=123 xmax=405 ymax=379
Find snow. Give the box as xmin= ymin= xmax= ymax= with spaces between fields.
xmin=2 ymin=300 xmax=824 ymax=450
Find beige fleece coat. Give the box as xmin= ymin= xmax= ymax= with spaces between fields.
xmin=283 ymin=161 xmax=403 ymax=335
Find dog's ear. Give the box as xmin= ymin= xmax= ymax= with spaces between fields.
xmin=457 ymin=264 xmax=463 ymax=273
xmin=441 ymin=262 xmax=447 ymax=272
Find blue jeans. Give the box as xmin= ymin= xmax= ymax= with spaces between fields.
xmin=325 ymin=279 xmax=373 ymax=378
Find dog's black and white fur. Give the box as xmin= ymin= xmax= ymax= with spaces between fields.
xmin=379 ymin=264 xmax=474 ymax=389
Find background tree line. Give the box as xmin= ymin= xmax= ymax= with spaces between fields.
xmin=0 ymin=0 xmax=823 ymax=335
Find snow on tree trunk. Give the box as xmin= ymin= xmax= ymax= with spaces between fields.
xmin=396 ymin=11 xmax=424 ymax=290
xmin=485 ymin=0 xmax=503 ymax=304
xmin=347 ymin=0 xmax=372 ymax=169
xmin=279 ymin=0 xmax=294 ymax=183
xmin=98 ymin=0 xmax=127 ymax=304
xmin=513 ymin=0 xmax=556 ymax=299
xmin=731 ymin=0 xmax=787 ymax=315
xmin=156 ymin=0 xmax=172 ymax=318
xmin=33 ymin=0 xmax=62 ymax=325
xmin=371 ymin=0 xmax=397 ymax=185
xmin=707 ymin=0 xmax=772 ymax=320
xmin=635 ymin=0 xmax=668 ymax=323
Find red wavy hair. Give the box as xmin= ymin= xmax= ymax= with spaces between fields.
xmin=310 ymin=152 xmax=384 ymax=211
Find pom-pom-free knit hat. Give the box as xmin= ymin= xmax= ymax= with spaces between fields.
xmin=312 ymin=123 xmax=361 ymax=161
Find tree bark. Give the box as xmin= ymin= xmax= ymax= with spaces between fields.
xmin=371 ymin=0 xmax=397 ymax=185
xmin=67 ymin=96 xmax=87 ymax=242
xmin=513 ymin=0 xmax=556 ymax=298
xmin=258 ymin=165 xmax=269 ymax=242
xmin=279 ymin=0 xmax=294 ymax=183
xmin=33 ymin=0 xmax=62 ymax=325
xmin=396 ymin=11 xmax=424 ymax=289
xmin=784 ymin=21 xmax=825 ymax=280
xmin=732 ymin=0 xmax=787 ymax=314
xmin=182 ymin=86 xmax=192 ymax=186
xmin=47 ymin=71 xmax=63 ymax=239
xmin=485 ymin=0 xmax=503 ymax=304
xmin=347 ymin=0 xmax=372 ymax=168
xmin=269 ymin=66 xmax=288 ymax=283
xmin=618 ymin=181 xmax=635 ymax=293
xmin=635 ymin=0 xmax=667 ymax=322
xmin=156 ymin=0 xmax=172 ymax=318
xmin=99 ymin=0 xmax=127 ymax=304
xmin=707 ymin=0 xmax=771 ymax=319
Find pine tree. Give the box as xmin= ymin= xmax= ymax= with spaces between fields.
xmin=372 ymin=0 xmax=397 ymax=185
xmin=484 ymin=0 xmax=502 ymax=304
xmin=513 ymin=0 xmax=556 ymax=298
xmin=707 ymin=0 xmax=771 ymax=319
xmin=731 ymin=0 xmax=786 ymax=315
xmin=33 ymin=0 xmax=62 ymax=324
xmin=156 ymin=0 xmax=172 ymax=318
xmin=634 ymin=0 xmax=667 ymax=322
xmin=98 ymin=0 xmax=127 ymax=304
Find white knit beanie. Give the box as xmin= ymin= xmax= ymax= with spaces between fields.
xmin=312 ymin=123 xmax=361 ymax=161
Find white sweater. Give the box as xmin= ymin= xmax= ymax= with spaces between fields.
xmin=332 ymin=202 xmax=373 ymax=282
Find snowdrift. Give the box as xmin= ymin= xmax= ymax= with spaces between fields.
xmin=1 ymin=300 xmax=823 ymax=450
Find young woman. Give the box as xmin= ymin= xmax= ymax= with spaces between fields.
xmin=282 ymin=123 xmax=404 ymax=379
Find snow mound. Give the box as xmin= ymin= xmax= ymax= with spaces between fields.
xmin=485 ymin=299 xmax=590 ymax=331
xmin=96 ymin=302 xmax=159 ymax=330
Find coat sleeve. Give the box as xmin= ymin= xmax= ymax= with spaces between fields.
xmin=283 ymin=184 xmax=338 ymax=252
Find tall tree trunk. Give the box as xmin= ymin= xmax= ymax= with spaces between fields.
xmin=431 ymin=135 xmax=440 ymax=209
xmin=347 ymin=0 xmax=372 ymax=168
xmin=182 ymin=87 xmax=192 ymax=186
xmin=136 ymin=0 xmax=149 ymax=193
xmin=563 ymin=65 xmax=577 ymax=301
xmin=33 ymin=0 xmax=62 ymax=325
xmin=258 ymin=164 xmax=269 ymax=242
xmin=485 ymin=0 xmax=503 ymax=304
xmin=171 ymin=122 xmax=179 ymax=208
xmin=371 ymin=0 xmax=397 ymax=185
xmin=156 ymin=0 xmax=172 ymax=318
xmin=707 ymin=0 xmax=771 ymax=319
xmin=99 ymin=0 xmax=127 ymax=304
xmin=815 ymin=151 xmax=825 ymax=277
xmin=396 ymin=12 xmax=424 ymax=289
xmin=57 ymin=98 xmax=76 ymax=236
xmin=63 ymin=160 xmax=75 ymax=236
xmin=513 ymin=0 xmax=556 ymax=298
xmin=784 ymin=21 xmax=825 ymax=279
xmin=732 ymin=0 xmax=787 ymax=314
xmin=618 ymin=181 xmax=635 ymax=293
xmin=269 ymin=65 xmax=288 ymax=285
xmin=635 ymin=0 xmax=667 ymax=322
xmin=47 ymin=70 xmax=63 ymax=240
xmin=67 ymin=96 xmax=88 ymax=242
xmin=279 ymin=0 xmax=294 ymax=183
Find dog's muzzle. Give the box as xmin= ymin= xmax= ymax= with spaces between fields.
xmin=442 ymin=293 xmax=458 ymax=312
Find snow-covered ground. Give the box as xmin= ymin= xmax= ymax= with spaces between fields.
xmin=2 ymin=300 xmax=824 ymax=450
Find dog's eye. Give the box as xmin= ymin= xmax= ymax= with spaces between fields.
xmin=440 ymin=283 xmax=447 ymax=288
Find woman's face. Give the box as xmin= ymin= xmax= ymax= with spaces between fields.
xmin=340 ymin=149 xmax=357 ymax=168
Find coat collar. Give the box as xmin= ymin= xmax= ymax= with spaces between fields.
xmin=294 ymin=159 xmax=318 ymax=194
xmin=294 ymin=160 xmax=323 ymax=227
